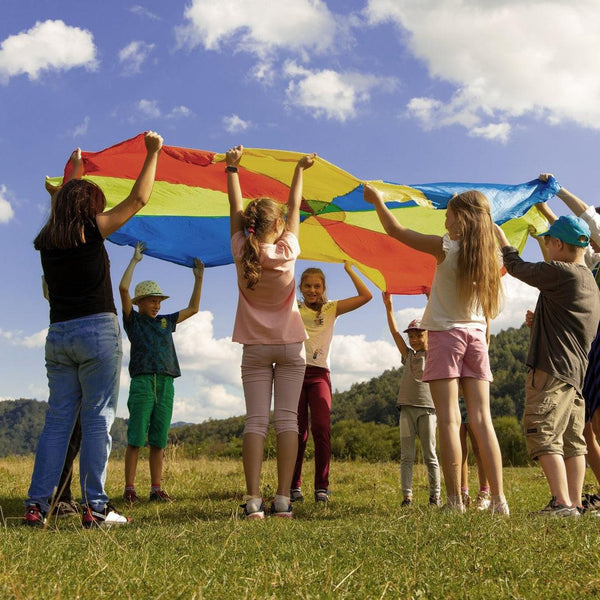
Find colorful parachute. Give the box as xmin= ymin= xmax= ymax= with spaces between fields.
xmin=50 ymin=133 xmax=557 ymax=294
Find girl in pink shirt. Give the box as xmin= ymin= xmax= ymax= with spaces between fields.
xmin=226 ymin=145 xmax=314 ymax=519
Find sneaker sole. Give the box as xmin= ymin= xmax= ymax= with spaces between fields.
xmin=245 ymin=511 xmax=265 ymax=520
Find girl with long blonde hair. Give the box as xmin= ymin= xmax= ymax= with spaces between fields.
xmin=364 ymin=185 xmax=508 ymax=514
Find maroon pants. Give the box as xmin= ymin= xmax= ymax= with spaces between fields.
xmin=292 ymin=366 xmax=332 ymax=490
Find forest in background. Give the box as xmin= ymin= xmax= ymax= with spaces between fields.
xmin=0 ymin=325 xmax=531 ymax=464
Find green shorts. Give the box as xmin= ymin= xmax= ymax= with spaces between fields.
xmin=524 ymin=369 xmax=586 ymax=460
xmin=127 ymin=374 xmax=174 ymax=449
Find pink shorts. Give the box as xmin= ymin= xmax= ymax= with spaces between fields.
xmin=422 ymin=328 xmax=492 ymax=382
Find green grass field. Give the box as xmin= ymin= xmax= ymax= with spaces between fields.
xmin=1 ymin=452 xmax=600 ymax=599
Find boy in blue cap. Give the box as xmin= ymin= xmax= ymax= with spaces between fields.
xmin=495 ymin=215 xmax=600 ymax=516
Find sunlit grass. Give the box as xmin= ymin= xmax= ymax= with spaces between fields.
xmin=1 ymin=453 xmax=600 ymax=599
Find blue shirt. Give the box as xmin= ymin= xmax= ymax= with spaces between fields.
xmin=123 ymin=310 xmax=180 ymax=378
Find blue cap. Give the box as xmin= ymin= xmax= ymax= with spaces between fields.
xmin=537 ymin=215 xmax=590 ymax=247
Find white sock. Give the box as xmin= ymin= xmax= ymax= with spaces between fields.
xmin=243 ymin=496 xmax=263 ymax=513
xmin=273 ymin=494 xmax=290 ymax=512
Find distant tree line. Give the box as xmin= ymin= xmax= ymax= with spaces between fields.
xmin=0 ymin=324 xmax=532 ymax=464
xmin=0 ymin=398 xmax=128 ymax=457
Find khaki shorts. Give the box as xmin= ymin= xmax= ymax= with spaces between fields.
xmin=524 ymin=369 xmax=586 ymax=460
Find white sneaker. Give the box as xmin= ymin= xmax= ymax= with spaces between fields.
xmin=475 ymin=491 xmax=491 ymax=511
xmin=489 ymin=500 xmax=510 ymax=516
xmin=242 ymin=496 xmax=265 ymax=519
xmin=82 ymin=504 xmax=131 ymax=528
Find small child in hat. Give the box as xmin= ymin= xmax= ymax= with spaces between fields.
xmin=119 ymin=242 xmax=204 ymax=504
xmin=383 ymin=293 xmax=441 ymax=508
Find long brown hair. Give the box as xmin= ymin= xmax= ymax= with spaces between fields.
xmin=241 ymin=197 xmax=284 ymax=289
xmin=447 ymin=190 xmax=502 ymax=319
xmin=34 ymin=179 xmax=106 ymax=250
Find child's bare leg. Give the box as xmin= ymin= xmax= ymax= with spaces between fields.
xmin=243 ymin=432 xmax=265 ymax=497
xmin=467 ymin=424 xmax=489 ymax=489
xmin=583 ymin=422 xmax=600 ymax=491
xmin=149 ymin=445 xmax=164 ymax=486
xmin=459 ymin=423 xmax=469 ymax=490
xmin=276 ymin=431 xmax=298 ymax=497
xmin=125 ymin=445 xmax=140 ymax=487
xmin=538 ymin=454 xmax=571 ymax=506
xmin=429 ymin=378 xmax=462 ymax=503
xmin=565 ymin=454 xmax=586 ymax=508
xmin=462 ymin=378 xmax=503 ymax=497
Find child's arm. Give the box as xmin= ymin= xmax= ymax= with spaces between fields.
xmin=335 ymin=262 xmax=373 ymax=316
xmin=96 ymin=131 xmax=163 ymax=239
xmin=226 ymin=145 xmax=245 ymax=236
xmin=382 ymin=292 xmax=408 ymax=359
xmin=44 ymin=148 xmax=85 ymax=197
xmin=493 ymin=223 xmax=511 ymax=250
xmin=119 ymin=242 xmax=145 ymax=319
xmin=363 ymin=183 xmax=444 ymax=260
xmin=539 ymin=173 xmax=590 ymax=216
xmin=177 ymin=258 xmax=205 ymax=323
xmin=286 ymin=154 xmax=316 ymax=237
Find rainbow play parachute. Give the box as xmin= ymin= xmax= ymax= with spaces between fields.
xmin=50 ymin=134 xmax=557 ymax=294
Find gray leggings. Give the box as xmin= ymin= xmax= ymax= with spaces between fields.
xmin=241 ymin=342 xmax=306 ymax=437
xmin=399 ymin=405 xmax=441 ymax=497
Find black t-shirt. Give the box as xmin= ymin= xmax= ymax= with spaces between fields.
xmin=40 ymin=220 xmax=116 ymax=323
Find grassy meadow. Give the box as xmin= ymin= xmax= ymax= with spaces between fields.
xmin=1 ymin=450 xmax=600 ymax=599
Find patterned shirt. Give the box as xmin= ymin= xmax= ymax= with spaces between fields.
xmin=123 ymin=310 xmax=180 ymax=378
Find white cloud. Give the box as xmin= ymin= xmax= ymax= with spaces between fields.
xmin=71 ymin=116 xmax=90 ymax=138
xmin=330 ymin=334 xmax=399 ymax=390
xmin=0 ymin=20 xmax=97 ymax=83
xmin=491 ymin=274 xmax=539 ymax=334
xmin=134 ymin=99 xmax=192 ymax=120
xmin=172 ymin=384 xmax=245 ymax=423
xmin=118 ymin=41 xmax=155 ymax=75
xmin=130 ymin=5 xmax=161 ymax=21
xmin=366 ymin=0 xmax=600 ymax=137
xmin=176 ymin=0 xmax=338 ymax=57
xmin=175 ymin=313 xmax=242 ymax=387
xmin=469 ymin=122 xmax=511 ymax=143
xmin=0 ymin=185 xmax=15 ymax=223
xmin=167 ymin=105 xmax=192 ymax=119
xmin=223 ymin=114 xmax=251 ymax=133
xmin=284 ymin=61 xmax=395 ymax=122
xmin=0 ymin=328 xmax=47 ymax=348
xmin=137 ymin=99 xmax=161 ymax=118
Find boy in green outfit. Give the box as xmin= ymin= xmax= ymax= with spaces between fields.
xmin=120 ymin=242 xmax=204 ymax=503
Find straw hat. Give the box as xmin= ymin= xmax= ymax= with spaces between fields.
xmin=132 ymin=280 xmax=169 ymax=304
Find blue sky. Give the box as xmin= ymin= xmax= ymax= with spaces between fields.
xmin=1 ymin=0 xmax=598 ymax=423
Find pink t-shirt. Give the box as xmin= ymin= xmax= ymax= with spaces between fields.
xmin=231 ymin=230 xmax=308 ymax=345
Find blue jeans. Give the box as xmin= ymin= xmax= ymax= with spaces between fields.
xmin=27 ymin=313 xmax=122 ymax=512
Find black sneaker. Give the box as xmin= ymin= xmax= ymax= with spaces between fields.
xmin=123 ymin=489 xmax=140 ymax=505
xmin=149 ymin=488 xmax=174 ymax=502
xmin=52 ymin=499 xmax=81 ymax=518
xmin=582 ymin=493 xmax=600 ymax=512
xmin=290 ymin=488 xmax=304 ymax=502
xmin=429 ymin=494 xmax=440 ymax=507
xmin=314 ymin=488 xmax=330 ymax=502
xmin=23 ymin=504 xmax=47 ymax=527
xmin=533 ymin=497 xmax=579 ymax=517
xmin=401 ymin=497 xmax=413 ymax=507
xmin=269 ymin=501 xmax=293 ymax=519
xmin=82 ymin=503 xmax=132 ymax=529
